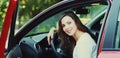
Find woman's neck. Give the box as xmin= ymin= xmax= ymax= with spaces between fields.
xmin=73 ymin=30 xmax=84 ymax=42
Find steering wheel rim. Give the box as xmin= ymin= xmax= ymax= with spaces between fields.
xmin=50 ymin=33 xmax=62 ymax=58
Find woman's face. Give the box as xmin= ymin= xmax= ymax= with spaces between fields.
xmin=61 ymin=16 xmax=78 ymax=36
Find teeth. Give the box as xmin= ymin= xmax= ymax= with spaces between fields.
xmin=67 ymin=30 xmax=71 ymax=33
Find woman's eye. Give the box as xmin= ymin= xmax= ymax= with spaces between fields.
xmin=67 ymin=22 xmax=71 ymax=24
xmin=62 ymin=24 xmax=65 ymax=27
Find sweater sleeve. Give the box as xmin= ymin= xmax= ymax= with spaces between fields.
xmin=73 ymin=33 xmax=96 ymax=58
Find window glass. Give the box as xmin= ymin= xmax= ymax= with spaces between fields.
xmin=27 ymin=3 xmax=107 ymax=36
xmin=115 ymin=9 xmax=120 ymax=48
xmin=27 ymin=13 xmax=62 ymax=35
xmin=15 ymin=0 xmax=61 ymax=33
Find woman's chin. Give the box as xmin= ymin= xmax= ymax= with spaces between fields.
xmin=67 ymin=33 xmax=73 ymax=36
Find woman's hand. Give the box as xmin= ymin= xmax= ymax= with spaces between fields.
xmin=47 ymin=27 xmax=58 ymax=45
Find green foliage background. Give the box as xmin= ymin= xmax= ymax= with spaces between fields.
xmin=0 ymin=0 xmax=106 ymax=34
xmin=0 ymin=0 xmax=9 ymax=33
xmin=0 ymin=0 xmax=60 ymax=33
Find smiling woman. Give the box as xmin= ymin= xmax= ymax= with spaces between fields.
xmin=57 ymin=11 xmax=97 ymax=58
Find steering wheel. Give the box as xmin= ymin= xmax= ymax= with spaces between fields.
xmin=50 ymin=33 xmax=62 ymax=58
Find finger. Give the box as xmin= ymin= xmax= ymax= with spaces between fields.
xmin=51 ymin=31 xmax=54 ymax=39
xmin=48 ymin=31 xmax=54 ymax=45
xmin=47 ymin=27 xmax=55 ymax=45
xmin=50 ymin=28 xmax=55 ymax=39
xmin=47 ymin=34 xmax=51 ymax=45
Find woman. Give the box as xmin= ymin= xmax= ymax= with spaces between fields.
xmin=47 ymin=11 xmax=97 ymax=58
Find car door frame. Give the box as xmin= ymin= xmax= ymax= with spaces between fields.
xmin=98 ymin=0 xmax=120 ymax=57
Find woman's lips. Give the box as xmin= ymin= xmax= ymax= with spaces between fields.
xmin=66 ymin=29 xmax=72 ymax=34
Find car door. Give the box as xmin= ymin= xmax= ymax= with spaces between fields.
xmin=98 ymin=0 xmax=120 ymax=58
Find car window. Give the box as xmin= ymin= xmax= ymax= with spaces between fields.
xmin=114 ymin=9 xmax=120 ymax=48
xmin=15 ymin=0 xmax=60 ymax=33
xmin=27 ymin=4 xmax=107 ymax=36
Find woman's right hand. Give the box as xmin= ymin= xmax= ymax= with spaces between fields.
xmin=47 ymin=27 xmax=58 ymax=45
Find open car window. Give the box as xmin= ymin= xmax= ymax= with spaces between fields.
xmin=26 ymin=3 xmax=108 ymax=36
xmin=15 ymin=0 xmax=60 ymax=33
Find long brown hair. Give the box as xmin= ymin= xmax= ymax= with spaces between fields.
xmin=58 ymin=11 xmax=96 ymax=47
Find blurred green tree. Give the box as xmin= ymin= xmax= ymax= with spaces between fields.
xmin=0 ymin=0 xmax=9 ymax=33
xmin=0 ymin=0 xmax=60 ymax=33
xmin=16 ymin=0 xmax=61 ymax=30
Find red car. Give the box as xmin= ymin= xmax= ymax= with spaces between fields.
xmin=0 ymin=0 xmax=120 ymax=58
